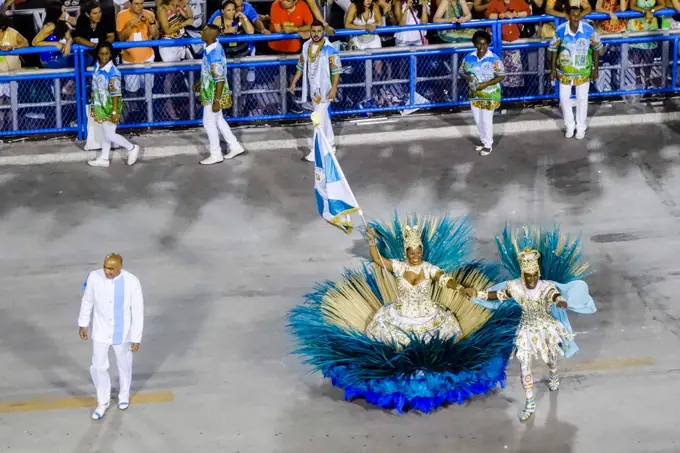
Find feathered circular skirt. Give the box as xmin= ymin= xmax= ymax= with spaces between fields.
xmin=288 ymin=262 xmax=521 ymax=413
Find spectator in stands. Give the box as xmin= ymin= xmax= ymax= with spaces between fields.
xmin=345 ymin=0 xmax=382 ymax=50
xmin=595 ymin=0 xmax=627 ymax=33
xmin=459 ymin=30 xmax=505 ymax=156
xmin=32 ymin=1 xmax=75 ymax=69
xmin=473 ymin=0 xmax=492 ymax=16
xmin=549 ymin=6 xmax=601 ymax=140
xmin=268 ymin=0 xmax=313 ymax=55
xmin=116 ymin=0 xmax=159 ymax=115
xmin=485 ymin=0 xmax=530 ymax=97
xmin=434 ymin=0 xmax=477 ymax=44
xmin=546 ymin=0 xmax=591 ymax=19
xmin=627 ymin=0 xmax=663 ymax=88
xmin=73 ymin=1 xmax=115 ymax=67
xmin=212 ymin=0 xmax=255 ymax=58
xmin=0 ymin=13 xmax=28 ymax=129
xmin=394 ymin=0 xmax=429 ymax=46
xmin=194 ymin=24 xmax=245 ymax=165
xmin=88 ymin=41 xmax=140 ymax=167
xmin=210 ymin=0 xmax=268 ymax=35
xmin=288 ymin=20 xmax=341 ymax=161
xmin=158 ymin=0 xmax=194 ymax=120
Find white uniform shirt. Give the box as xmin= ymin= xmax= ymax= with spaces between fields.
xmin=78 ymin=269 xmax=144 ymax=345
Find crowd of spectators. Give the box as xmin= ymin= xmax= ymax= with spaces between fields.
xmin=1 ymin=0 xmax=680 ymax=125
xmin=2 ymin=0 xmax=679 ymax=66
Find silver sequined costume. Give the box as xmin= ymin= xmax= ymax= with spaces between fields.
xmin=497 ymin=279 xmax=573 ymax=364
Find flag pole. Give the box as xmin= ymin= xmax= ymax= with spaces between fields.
xmin=311 ymin=112 xmax=399 ymax=299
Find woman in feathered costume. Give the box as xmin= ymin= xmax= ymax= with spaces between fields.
xmin=467 ymin=226 xmax=597 ymax=421
xmin=288 ymin=214 xmax=523 ymax=413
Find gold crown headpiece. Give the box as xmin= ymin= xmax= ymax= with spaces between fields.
xmin=517 ymin=248 xmax=540 ymax=274
xmin=402 ymin=224 xmax=423 ymax=251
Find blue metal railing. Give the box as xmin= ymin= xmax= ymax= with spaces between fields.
xmin=1 ymin=8 xmax=679 ymax=139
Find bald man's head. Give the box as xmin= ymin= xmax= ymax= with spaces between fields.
xmin=103 ymin=253 xmax=123 ymax=279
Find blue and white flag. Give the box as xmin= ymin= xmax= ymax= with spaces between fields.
xmin=313 ymin=117 xmax=360 ymax=234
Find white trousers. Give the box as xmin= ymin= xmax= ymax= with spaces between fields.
xmin=90 ymin=341 xmax=133 ymax=406
xmin=95 ymin=121 xmax=133 ymax=160
xmin=313 ymin=101 xmax=335 ymax=148
xmin=471 ymin=105 xmax=494 ymax=149
xmin=559 ymin=81 xmax=590 ymax=133
xmin=202 ymin=107 xmax=240 ymax=157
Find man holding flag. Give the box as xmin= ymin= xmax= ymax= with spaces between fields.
xmin=289 ymin=20 xmax=342 ymax=163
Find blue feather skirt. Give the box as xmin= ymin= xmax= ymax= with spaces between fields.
xmin=287 ymin=214 xmax=522 ymax=413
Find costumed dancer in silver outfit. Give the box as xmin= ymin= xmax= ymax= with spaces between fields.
xmin=466 ymin=247 xmax=595 ymax=421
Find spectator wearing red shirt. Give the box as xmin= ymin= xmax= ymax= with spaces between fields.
xmin=268 ymin=0 xmax=313 ymax=54
xmin=485 ymin=0 xmax=530 ymax=41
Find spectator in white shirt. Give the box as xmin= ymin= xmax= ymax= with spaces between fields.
xmin=78 ymin=253 xmax=144 ymax=420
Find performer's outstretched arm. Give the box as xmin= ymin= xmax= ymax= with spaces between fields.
xmin=366 ymin=227 xmax=394 ymax=272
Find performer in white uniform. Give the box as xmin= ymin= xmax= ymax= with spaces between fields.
xmin=78 ymin=253 xmax=144 ymax=420
xmin=289 ymin=20 xmax=342 ymax=162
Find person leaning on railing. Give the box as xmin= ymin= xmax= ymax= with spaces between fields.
xmin=594 ymin=0 xmax=627 ymax=34
xmin=433 ymin=0 xmax=477 ymax=44
xmin=73 ymin=1 xmax=115 ymax=67
xmin=485 ymin=0 xmax=530 ymax=97
xmin=32 ymin=1 xmax=75 ymax=69
xmin=212 ymin=0 xmax=254 ymax=58
xmin=158 ymin=0 xmax=194 ymax=120
xmin=116 ymin=0 xmax=159 ymax=115
xmin=345 ymin=0 xmax=383 ymax=50
xmin=542 ymin=0 xmax=591 ymax=38
xmin=209 ymin=0 xmax=268 ymax=35
xmin=394 ymin=0 xmax=430 ymax=46
xmin=267 ymin=0 xmax=314 ymax=54
xmin=0 ymin=12 xmax=28 ymax=129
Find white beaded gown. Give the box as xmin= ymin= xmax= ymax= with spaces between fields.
xmin=366 ymin=260 xmax=463 ymax=346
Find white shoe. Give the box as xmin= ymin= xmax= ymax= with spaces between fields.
xmin=224 ymin=144 xmax=245 ymax=160
xmin=87 ymin=157 xmax=110 ymax=167
xmin=575 ymin=130 xmax=586 ymax=140
xmin=304 ymin=150 xmax=314 ymax=162
xmin=475 ymin=145 xmax=484 ymax=152
xmin=479 ymin=147 xmax=492 ymax=156
xmin=118 ymin=401 xmax=129 ymax=410
xmin=92 ymin=402 xmax=110 ymax=420
xmin=200 ymin=154 xmax=224 ymax=165
xmin=565 ymin=128 xmax=575 ymax=139
xmin=127 ymin=145 xmax=140 ymax=165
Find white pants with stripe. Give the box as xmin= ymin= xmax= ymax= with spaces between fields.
xmin=90 ymin=341 xmax=133 ymax=406
xmin=471 ymin=105 xmax=494 ymax=149
xmin=202 ymin=107 xmax=240 ymax=157
xmin=559 ymin=81 xmax=590 ymax=133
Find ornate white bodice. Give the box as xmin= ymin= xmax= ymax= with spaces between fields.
xmin=390 ymin=260 xmax=442 ymax=318
xmin=503 ymin=279 xmax=560 ymax=331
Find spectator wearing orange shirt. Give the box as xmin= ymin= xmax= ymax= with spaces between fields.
xmin=116 ymin=0 xmax=160 ymax=95
xmin=268 ymin=0 xmax=313 ymax=54
xmin=485 ymin=0 xmax=530 ymax=96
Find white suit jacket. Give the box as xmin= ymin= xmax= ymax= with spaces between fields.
xmin=78 ymin=269 xmax=144 ymax=345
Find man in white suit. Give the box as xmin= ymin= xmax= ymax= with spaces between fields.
xmin=78 ymin=253 xmax=144 ymax=420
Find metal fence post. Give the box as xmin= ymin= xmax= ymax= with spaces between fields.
xmin=74 ymin=46 xmax=84 ymax=140
xmin=409 ymin=53 xmax=416 ymax=108
xmin=672 ymin=38 xmax=679 ymax=89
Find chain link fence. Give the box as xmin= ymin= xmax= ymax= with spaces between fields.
xmin=2 ymin=24 xmax=680 ymax=139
